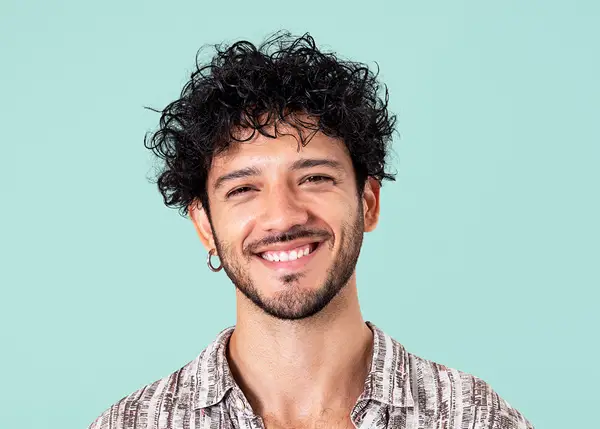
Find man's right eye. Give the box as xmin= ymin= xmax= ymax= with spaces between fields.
xmin=226 ymin=186 xmax=253 ymax=198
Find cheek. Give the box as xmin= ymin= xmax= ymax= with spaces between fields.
xmin=309 ymin=195 xmax=359 ymax=231
xmin=212 ymin=206 xmax=255 ymax=246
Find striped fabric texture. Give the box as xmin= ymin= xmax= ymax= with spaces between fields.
xmin=88 ymin=321 xmax=534 ymax=429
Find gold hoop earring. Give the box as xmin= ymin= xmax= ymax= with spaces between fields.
xmin=207 ymin=248 xmax=223 ymax=272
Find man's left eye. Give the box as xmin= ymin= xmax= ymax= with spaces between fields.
xmin=303 ymin=175 xmax=333 ymax=184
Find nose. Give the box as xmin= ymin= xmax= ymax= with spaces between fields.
xmin=258 ymin=184 xmax=309 ymax=232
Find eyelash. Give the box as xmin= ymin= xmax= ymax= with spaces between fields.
xmin=227 ymin=186 xmax=253 ymax=198
xmin=226 ymin=175 xmax=334 ymax=198
xmin=302 ymin=175 xmax=334 ymax=184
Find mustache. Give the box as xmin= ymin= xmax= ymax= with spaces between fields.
xmin=246 ymin=226 xmax=331 ymax=254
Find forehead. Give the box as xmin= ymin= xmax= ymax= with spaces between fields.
xmin=209 ymin=128 xmax=352 ymax=175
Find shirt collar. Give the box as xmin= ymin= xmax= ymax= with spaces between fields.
xmin=192 ymin=320 xmax=414 ymax=410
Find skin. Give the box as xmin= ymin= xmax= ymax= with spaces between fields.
xmin=188 ymin=122 xmax=381 ymax=428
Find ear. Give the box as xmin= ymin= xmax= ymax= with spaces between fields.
xmin=188 ymin=199 xmax=216 ymax=251
xmin=362 ymin=177 xmax=381 ymax=232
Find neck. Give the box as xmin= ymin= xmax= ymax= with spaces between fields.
xmin=227 ymin=279 xmax=373 ymax=424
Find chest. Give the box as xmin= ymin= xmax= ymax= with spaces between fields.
xmin=261 ymin=414 xmax=355 ymax=429
xmin=193 ymin=403 xmax=396 ymax=429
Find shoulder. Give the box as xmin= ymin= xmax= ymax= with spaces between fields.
xmin=406 ymin=352 xmax=534 ymax=428
xmin=87 ymin=356 xmax=200 ymax=429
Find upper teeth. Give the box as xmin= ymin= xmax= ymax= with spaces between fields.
xmin=261 ymin=245 xmax=312 ymax=262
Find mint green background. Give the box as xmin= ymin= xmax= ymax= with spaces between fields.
xmin=1 ymin=1 xmax=598 ymax=428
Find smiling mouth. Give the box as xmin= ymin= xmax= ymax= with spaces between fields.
xmin=256 ymin=242 xmax=321 ymax=262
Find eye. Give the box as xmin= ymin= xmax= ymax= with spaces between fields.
xmin=226 ymin=186 xmax=254 ymax=198
xmin=302 ymin=175 xmax=334 ymax=184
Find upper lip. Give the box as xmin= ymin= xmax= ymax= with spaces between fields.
xmin=253 ymin=238 xmax=324 ymax=254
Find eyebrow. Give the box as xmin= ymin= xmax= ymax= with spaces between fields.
xmin=213 ymin=158 xmax=344 ymax=192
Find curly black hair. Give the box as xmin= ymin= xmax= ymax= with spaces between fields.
xmin=144 ymin=31 xmax=397 ymax=219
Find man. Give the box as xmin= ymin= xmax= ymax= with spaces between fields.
xmin=89 ymin=32 xmax=534 ymax=429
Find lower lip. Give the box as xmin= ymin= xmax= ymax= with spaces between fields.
xmin=255 ymin=243 xmax=322 ymax=271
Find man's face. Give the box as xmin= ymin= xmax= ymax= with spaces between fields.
xmin=194 ymin=126 xmax=378 ymax=320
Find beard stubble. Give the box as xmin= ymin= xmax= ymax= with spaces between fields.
xmin=212 ymin=205 xmax=365 ymax=320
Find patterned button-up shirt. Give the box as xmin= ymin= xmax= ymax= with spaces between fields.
xmin=88 ymin=321 xmax=534 ymax=429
